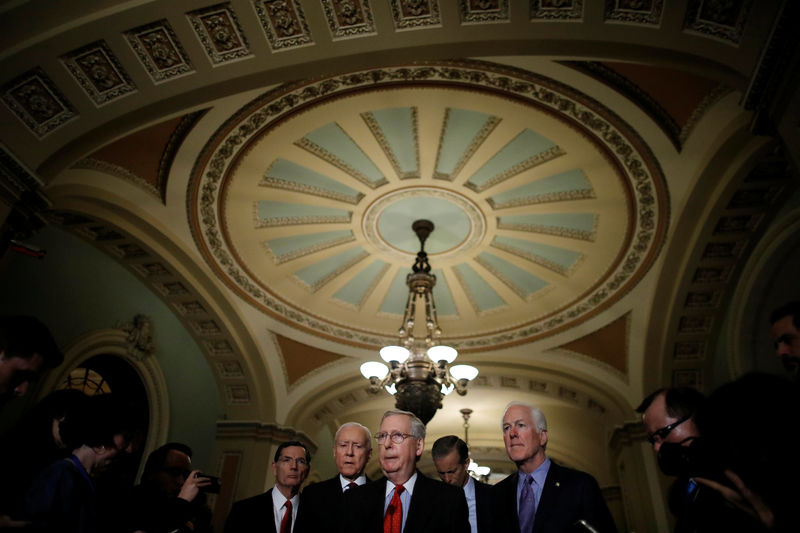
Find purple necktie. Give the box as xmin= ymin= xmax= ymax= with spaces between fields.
xmin=519 ymin=474 xmax=536 ymax=533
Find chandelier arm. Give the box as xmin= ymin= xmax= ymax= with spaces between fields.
xmin=365 ymin=219 xmax=477 ymax=425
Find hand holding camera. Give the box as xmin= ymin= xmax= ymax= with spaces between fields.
xmin=178 ymin=470 xmax=221 ymax=502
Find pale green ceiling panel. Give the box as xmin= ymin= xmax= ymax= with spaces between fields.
xmin=265 ymin=229 xmax=355 ymax=264
xmin=475 ymin=252 xmax=548 ymax=300
xmin=333 ymin=259 xmax=389 ymax=309
xmin=362 ymin=107 xmax=419 ymax=179
xmin=465 ymin=129 xmax=562 ymax=192
xmin=496 ymin=213 xmax=597 ymax=241
xmin=294 ymin=245 xmax=369 ymax=291
xmin=491 ymin=235 xmax=583 ymax=275
xmin=434 ymin=108 xmax=499 ymax=181
xmin=297 ymin=123 xmax=387 ymax=188
xmin=431 ymin=268 xmax=457 ymax=317
xmin=487 ymin=169 xmax=594 ymax=209
xmin=380 ymin=270 xmax=409 ymax=315
xmin=453 ymin=263 xmax=506 ymax=313
xmin=260 ymin=158 xmax=364 ymax=204
xmin=255 ymin=200 xmax=352 ymax=228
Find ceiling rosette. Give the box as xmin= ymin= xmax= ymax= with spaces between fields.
xmin=188 ymin=60 xmax=668 ymax=351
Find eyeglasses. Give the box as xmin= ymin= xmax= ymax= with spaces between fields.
xmin=647 ymin=414 xmax=690 ymax=446
xmin=374 ymin=432 xmax=415 ymax=444
xmin=278 ymin=456 xmax=308 ymax=467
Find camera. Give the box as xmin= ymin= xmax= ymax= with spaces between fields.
xmin=657 ymin=438 xmax=723 ymax=481
xmin=196 ymin=473 xmax=222 ymax=493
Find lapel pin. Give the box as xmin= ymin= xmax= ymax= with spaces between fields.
xmin=555 ymin=482 xmax=560 ymax=487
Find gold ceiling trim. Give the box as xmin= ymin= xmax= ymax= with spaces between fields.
xmin=188 ymin=60 xmax=669 ymax=351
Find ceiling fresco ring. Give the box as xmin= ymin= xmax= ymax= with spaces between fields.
xmin=362 ymin=186 xmax=486 ymax=261
xmin=188 ymin=60 xmax=669 ymax=352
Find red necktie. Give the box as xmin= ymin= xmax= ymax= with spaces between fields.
xmin=280 ymin=499 xmax=292 ymax=533
xmin=383 ymin=484 xmax=404 ymax=533
xmin=346 ymin=482 xmax=358 ymax=491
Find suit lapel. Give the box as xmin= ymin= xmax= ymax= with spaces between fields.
xmin=370 ymin=477 xmax=389 ymax=531
xmin=266 ymin=488 xmax=278 ymax=533
xmin=405 ymin=472 xmax=430 ymax=533
xmin=532 ymin=462 xmax=561 ymax=533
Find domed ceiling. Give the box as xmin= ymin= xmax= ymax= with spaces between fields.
xmin=190 ymin=61 xmax=668 ymax=351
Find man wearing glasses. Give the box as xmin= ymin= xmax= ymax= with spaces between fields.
xmin=300 ymin=422 xmax=372 ymax=530
xmin=637 ymin=387 xmax=702 ymax=454
xmin=637 ymin=387 xmax=733 ymax=532
xmin=224 ymin=440 xmax=310 ymax=533
xmin=343 ymin=409 xmax=469 ymax=533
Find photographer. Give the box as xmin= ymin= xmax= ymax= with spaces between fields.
xmin=124 ymin=442 xmax=214 ymax=533
xmin=693 ymin=373 xmax=800 ymax=532
xmin=637 ymin=387 xmax=760 ymax=533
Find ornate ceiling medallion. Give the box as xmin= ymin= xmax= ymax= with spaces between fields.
xmin=188 ymin=60 xmax=668 ymax=351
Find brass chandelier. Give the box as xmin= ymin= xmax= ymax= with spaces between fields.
xmin=360 ymin=219 xmax=478 ymax=424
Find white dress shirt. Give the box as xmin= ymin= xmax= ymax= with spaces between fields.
xmin=463 ymin=476 xmax=478 ymax=533
xmin=383 ymin=472 xmax=417 ymax=533
xmin=271 ymin=487 xmax=300 ymax=533
xmin=339 ymin=473 xmax=367 ymax=491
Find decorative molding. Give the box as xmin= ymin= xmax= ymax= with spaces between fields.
xmin=530 ymin=0 xmax=583 ymax=21
xmin=124 ymin=20 xmax=194 ymax=84
xmin=295 ymin=133 xmax=387 ymax=189
xmin=489 ymin=239 xmax=580 ymax=276
xmin=254 ymin=209 xmax=352 ymax=228
xmin=156 ymin=111 xmax=208 ymax=204
xmin=496 ymin=218 xmax=596 ymax=242
xmin=293 ymin=249 xmax=369 ymax=292
xmin=115 ymin=314 xmax=157 ymax=361
xmin=362 ymin=187 xmax=486 ymax=262
xmin=321 ymin=0 xmax=377 ymax=40
xmin=252 ymin=0 xmax=313 ymax=51
xmin=684 ymin=0 xmax=752 ymax=45
xmin=263 ymin=233 xmax=356 ymax=264
xmin=465 ymin=145 xmax=565 ymax=193
xmin=187 ymin=3 xmax=252 ymax=65
xmin=603 ymin=0 xmax=663 ymax=26
xmin=1 ymin=68 xmax=77 ymax=138
xmin=61 ymin=40 xmax=136 ymax=107
xmin=361 ymin=108 xmax=420 ymax=180
xmin=389 ymin=0 xmax=441 ymax=30
xmin=189 ymin=61 xmax=668 ymax=350
xmin=216 ymin=420 xmax=317 ymax=455
xmin=451 ymin=264 xmax=508 ymax=316
xmin=487 ymin=188 xmax=595 ymax=209
xmin=459 ymin=0 xmax=509 ymax=24
xmin=258 ymin=176 xmax=364 ymax=205
xmin=433 ymin=110 xmax=500 ymax=182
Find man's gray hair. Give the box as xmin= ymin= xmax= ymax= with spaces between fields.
xmin=382 ymin=409 xmax=426 ymax=439
xmin=335 ymin=421 xmax=372 ymax=451
xmin=502 ymin=401 xmax=548 ymax=433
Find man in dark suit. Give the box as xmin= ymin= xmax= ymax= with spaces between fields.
xmin=491 ymin=402 xmax=617 ymax=533
xmin=299 ymin=422 xmax=372 ymax=531
xmin=344 ymin=409 xmax=469 ymax=533
xmin=224 ymin=440 xmax=310 ymax=533
xmin=432 ymin=435 xmax=491 ymax=533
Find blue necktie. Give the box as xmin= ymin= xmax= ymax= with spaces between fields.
xmin=519 ymin=474 xmax=536 ymax=533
